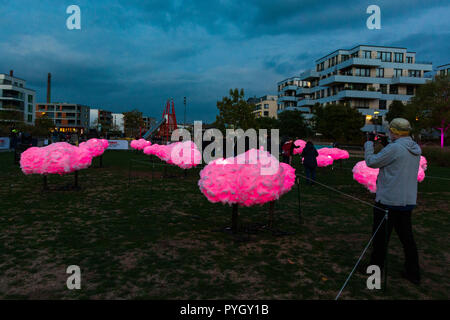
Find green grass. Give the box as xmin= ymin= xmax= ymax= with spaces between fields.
xmin=0 ymin=150 xmax=449 ymax=300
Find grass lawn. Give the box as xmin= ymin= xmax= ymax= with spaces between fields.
xmin=0 ymin=150 xmax=449 ymax=300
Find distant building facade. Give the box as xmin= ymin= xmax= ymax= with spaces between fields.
xmin=0 ymin=71 xmax=36 ymax=125
xmin=249 ymin=95 xmax=278 ymax=119
xmin=436 ymin=63 xmax=450 ymax=77
xmin=112 ymin=113 xmax=125 ymax=133
xmin=90 ymin=108 xmax=113 ymax=131
xmin=35 ymin=103 xmax=90 ymax=134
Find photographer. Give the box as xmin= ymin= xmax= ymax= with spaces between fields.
xmin=364 ymin=118 xmax=421 ymax=285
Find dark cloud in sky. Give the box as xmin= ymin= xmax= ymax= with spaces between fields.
xmin=0 ymin=0 xmax=448 ymax=122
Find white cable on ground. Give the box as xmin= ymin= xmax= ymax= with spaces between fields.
xmin=295 ymin=173 xmax=387 ymax=211
xmin=334 ymin=212 xmax=387 ymax=300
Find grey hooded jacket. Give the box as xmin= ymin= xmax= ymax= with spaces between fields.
xmin=364 ymin=137 xmax=421 ymax=206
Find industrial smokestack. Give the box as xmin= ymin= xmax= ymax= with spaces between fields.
xmin=47 ymin=73 xmax=51 ymax=103
xmin=9 ymin=70 xmax=13 ymax=77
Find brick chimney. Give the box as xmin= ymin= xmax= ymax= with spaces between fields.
xmin=9 ymin=70 xmax=13 ymax=77
xmin=47 ymin=73 xmax=51 ymax=103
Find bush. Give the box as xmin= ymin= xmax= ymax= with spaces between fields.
xmin=421 ymin=146 xmax=450 ymax=167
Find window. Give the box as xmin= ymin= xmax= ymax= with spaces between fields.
xmin=394 ymin=69 xmax=403 ymax=77
xmin=378 ymin=51 xmax=392 ymax=62
xmin=28 ymin=104 xmax=33 ymax=113
xmin=406 ymin=56 xmax=413 ymax=63
xmin=376 ymin=68 xmax=384 ymax=77
xmin=264 ymin=104 xmax=269 ymax=109
xmin=364 ymin=50 xmax=371 ymax=59
xmin=355 ymin=68 xmax=370 ymax=77
xmin=264 ymin=111 xmax=269 ymax=116
xmin=379 ymin=100 xmax=387 ymax=110
xmin=27 ymin=115 xmax=33 ymax=122
xmin=390 ymin=85 xmax=398 ymax=94
xmin=407 ymin=86 xmax=414 ymax=95
xmin=380 ymin=84 xmax=387 ymax=94
xmin=351 ymin=51 xmax=359 ymax=58
xmin=394 ymin=53 xmax=404 ymax=63
xmin=408 ymin=70 xmax=421 ymax=77
xmin=28 ymin=95 xmax=33 ymax=103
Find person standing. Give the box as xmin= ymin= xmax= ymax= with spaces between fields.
xmin=364 ymin=118 xmax=421 ymax=285
xmin=302 ymin=141 xmax=318 ymax=185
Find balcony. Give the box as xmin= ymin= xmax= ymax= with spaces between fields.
xmin=300 ymin=70 xmax=320 ymax=81
xmin=278 ymin=96 xmax=297 ymax=102
xmin=337 ymin=58 xmax=382 ymax=70
xmin=297 ymin=99 xmax=315 ymax=107
xmin=281 ymin=85 xmax=298 ymax=92
xmin=296 ymin=87 xmax=313 ymax=95
xmin=319 ymin=75 xmax=391 ymax=86
xmin=391 ymin=76 xmax=428 ymax=85
xmin=337 ymin=90 xmax=381 ymax=99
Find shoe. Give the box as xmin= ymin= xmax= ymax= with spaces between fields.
xmin=400 ymin=271 xmax=421 ymax=285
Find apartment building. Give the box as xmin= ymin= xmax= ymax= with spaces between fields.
xmin=277 ymin=77 xmax=309 ymax=112
xmin=35 ymin=103 xmax=90 ymax=134
xmin=90 ymin=108 xmax=113 ymax=130
xmin=0 ymin=71 xmax=36 ymax=125
xmin=292 ymin=45 xmax=433 ymax=131
xmin=143 ymin=116 xmax=156 ymax=131
xmin=436 ymin=63 xmax=450 ymax=77
xmin=250 ymin=95 xmax=278 ymax=119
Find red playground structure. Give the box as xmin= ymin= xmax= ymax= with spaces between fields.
xmin=157 ymin=98 xmax=178 ymax=143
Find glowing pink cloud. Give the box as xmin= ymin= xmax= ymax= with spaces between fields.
xmin=352 ymin=156 xmax=428 ymax=193
xmin=293 ymin=139 xmax=306 ymax=155
xmin=20 ymin=142 xmax=93 ymax=175
xmin=143 ymin=141 xmax=201 ymax=169
xmin=198 ymin=148 xmax=296 ymax=207
xmin=79 ymin=138 xmax=108 ymax=158
xmin=318 ymin=148 xmax=350 ymax=160
xmin=130 ymin=139 xmax=151 ymax=150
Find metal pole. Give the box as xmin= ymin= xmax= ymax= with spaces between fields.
xmin=232 ymin=204 xmax=239 ymax=234
xmin=297 ymin=177 xmax=303 ymax=224
xmin=183 ymin=97 xmax=186 ymax=126
xmin=383 ymin=210 xmax=389 ymax=292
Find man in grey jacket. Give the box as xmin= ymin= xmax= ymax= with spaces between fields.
xmin=364 ymin=118 xmax=421 ymax=285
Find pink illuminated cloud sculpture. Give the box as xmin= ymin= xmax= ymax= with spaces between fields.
xmin=20 ymin=142 xmax=93 ymax=175
xmin=293 ymin=139 xmax=306 ymax=155
xmin=318 ymin=148 xmax=350 ymax=160
xmin=143 ymin=141 xmax=201 ymax=169
xmin=198 ymin=148 xmax=296 ymax=207
xmin=130 ymin=138 xmax=151 ymax=150
xmin=352 ymin=156 xmax=428 ymax=193
xmin=79 ymin=138 xmax=108 ymax=158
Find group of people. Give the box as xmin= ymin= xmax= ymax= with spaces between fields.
xmin=281 ymin=138 xmax=319 ymax=185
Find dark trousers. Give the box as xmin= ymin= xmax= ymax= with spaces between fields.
xmin=370 ymin=202 xmax=420 ymax=279
xmin=304 ymin=166 xmax=316 ymax=184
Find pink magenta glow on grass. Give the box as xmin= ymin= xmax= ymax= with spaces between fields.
xmin=352 ymin=156 xmax=428 ymax=193
xmin=130 ymin=139 xmax=151 ymax=150
xmin=143 ymin=141 xmax=201 ymax=169
xmin=293 ymin=139 xmax=306 ymax=155
xmin=198 ymin=148 xmax=296 ymax=207
xmin=20 ymin=142 xmax=93 ymax=175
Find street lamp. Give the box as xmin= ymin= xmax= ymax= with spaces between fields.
xmin=183 ymin=96 xmax=187 ymax=128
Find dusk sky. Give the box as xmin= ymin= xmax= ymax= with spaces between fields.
xmin=1 ymin=0 xmax=449 ymax=123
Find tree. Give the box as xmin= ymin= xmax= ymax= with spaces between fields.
xmin=409 ymin=75 xmax=450 ymax=147
xmin=277 ymin=110 xmax=310 ymax=138
xmin=254 ymin=116 xmax=279 ymax=131
xmin=313 ymin=103 xmax=365 ymax=144
xmin=385 ymin=100 xmax=407 ymax=122
xmin=123 ymin=109 xmax=144 ymax=138
xmin=34 ymin=113 xmax=54 ymax=136
xmin=215 ymin=89 xmax=256 ymax=132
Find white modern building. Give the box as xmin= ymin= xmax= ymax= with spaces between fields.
xmin=277 ymin=77 xmax=309 ymax=113
xmin=0 ymin=71 xmax=36 ymax=125
xmin=279 ymin=45 xmax=433 ymax=132
xmin=112 ymin=113 xmax=125 ymax=133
